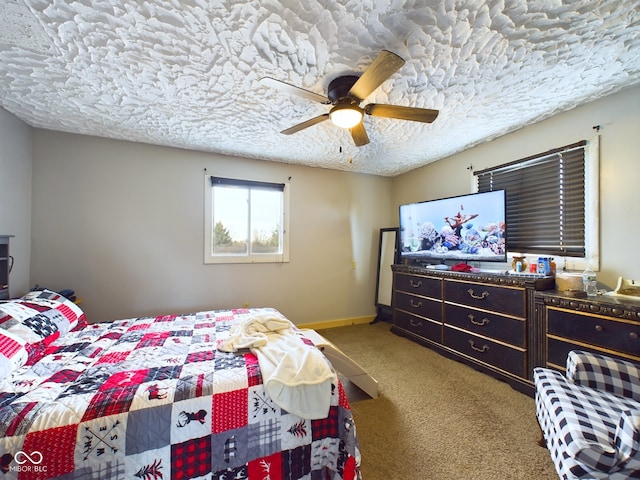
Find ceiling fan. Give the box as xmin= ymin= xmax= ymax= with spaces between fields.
xmin=260 ymin=50 xmax=439 ymax=147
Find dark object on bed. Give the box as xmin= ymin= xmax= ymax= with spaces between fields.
xmin=30 ymin=284 xmax=77 ymax=303
xmin=0 ymin=293 xmax=361 ymax=479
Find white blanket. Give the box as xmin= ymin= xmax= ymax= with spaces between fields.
xmin=218 ymin=313 xmax=336 ymax=419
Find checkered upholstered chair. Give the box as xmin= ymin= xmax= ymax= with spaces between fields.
xmin=534 ymin=350 xmax=640 ymax=479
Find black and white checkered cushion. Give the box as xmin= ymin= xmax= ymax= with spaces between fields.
xmin=568 ymin=350 xmax=640 ymax=402
xmin=534 ymin=352 xmax=640 ymax=479
xmin=616 ymin=409 xmax=640 ymax=467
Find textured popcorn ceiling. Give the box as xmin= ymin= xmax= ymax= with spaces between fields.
xmin=0 ymin=1 xmax=639 ymax=176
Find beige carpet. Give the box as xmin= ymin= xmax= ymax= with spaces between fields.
xmin=318 ymin=321 xmax=558 ymax=480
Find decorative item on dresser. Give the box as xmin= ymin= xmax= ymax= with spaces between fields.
xmin=534 ymin=290 xmax=640 ymax=370
xmin=0 ymin=235 xmax=14 ymax=300
xmin=391 ymin=264 xmax=555 ymax=395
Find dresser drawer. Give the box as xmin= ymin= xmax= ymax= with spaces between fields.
xmin=395 ymin=292 xmax=442 ymax=321
xmin=394 ymin=273 xmax=442 ymax=298
xmin=547 ymin=308 xmax=640 ymax=358
xmin=547 ymin=337 xmax=584 ymax=369
xmin=394 ymin=310 xmax=442 ymax=343
xmin=444 ymin=326 xmax=526 ymax=378
xmin=445 ymin=280 xmax=525 ymax=317
xmin=444 ymin=303 xmax=525 ymax=347
xmin=545 ymin=337 xmax=640 ymax=371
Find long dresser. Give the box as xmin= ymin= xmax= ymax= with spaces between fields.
xmin=391 ymin=264 xmax=555 ymax=395
xmin=534 ymin=291 xmax=640 ymax=371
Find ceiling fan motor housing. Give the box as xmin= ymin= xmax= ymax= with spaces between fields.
xmin=327 ymin=75 xmax=360 ymax=103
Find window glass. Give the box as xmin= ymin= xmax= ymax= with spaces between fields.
xmin=212 ymin=185 xmax=248 ymax=255
xmin=204 ymin=175 xmax=289 ymax=264
xmin=250 ymin=188 xmax=282 ymax=254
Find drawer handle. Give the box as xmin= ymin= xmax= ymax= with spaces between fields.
xmin=469 ymin=340 xmax=489 ymax=353
xmin=409 ymin=280 xmax=423 ymax=288
xmin=409 ymin=319 xmax=422 ymax=327
xmin=595 ymin=325 xmax=603 ymax=332
xmin=410 ymin=299 xmax=423 ymax=308
xmin=468 ymin=314 xmax=489 ymax=326
xmin=467 ymin=289 xmax=489 ymax=300
xmin=631 ymin=332 xmax=639 ymax=339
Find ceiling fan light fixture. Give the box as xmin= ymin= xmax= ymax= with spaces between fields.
xmin=329 ymin=104 xmax=363 ymax=129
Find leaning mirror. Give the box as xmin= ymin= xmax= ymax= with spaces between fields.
xmin=374 ymin=227 xmax=398 ymax=322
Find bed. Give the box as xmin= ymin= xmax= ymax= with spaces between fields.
xmin=0 ymin=289 xmax=361 ymax=479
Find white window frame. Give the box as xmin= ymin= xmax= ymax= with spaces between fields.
xmin=204 ymin=174 xmax=290 ymax=264
xmin=582 ymin=135 xmax=600 ymax=271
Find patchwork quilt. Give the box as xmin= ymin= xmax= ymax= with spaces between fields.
xmin=0 ymin=305 xmax=361 ymax=480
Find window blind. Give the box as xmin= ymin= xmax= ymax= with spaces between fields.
xmin=209 ymin=176 xmax=285 ymax=191
xmin=475 ymin=141 xmax=586 ymax=257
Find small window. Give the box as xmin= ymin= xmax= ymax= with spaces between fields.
xmin=474 ymin=139 xmax=600 ymax=269
xmin=204 ymin=175 xmax=290 ymax=264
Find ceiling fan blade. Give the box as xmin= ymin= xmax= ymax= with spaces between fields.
xmin=260 ymin=77 xmax=330 ymax=104
xmin=350 ymin=122 xmax=369 ymax=146
xmin=281 ymin=114 xmax=330 ymax=135
xmin=348 ymin=50 xmax=405 ymax=100
xmin=365 ymin=104 xmax=439 ymax=123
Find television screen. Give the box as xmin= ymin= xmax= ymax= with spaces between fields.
xmin=399 ymin=190 xmax=506 ymax=264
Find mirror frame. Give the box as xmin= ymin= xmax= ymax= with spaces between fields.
xmin=374 ymin=228 xmax=398 ymax=321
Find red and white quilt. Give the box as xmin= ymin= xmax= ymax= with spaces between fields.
xmin=0 ymin=307 xmax=361 ymax=479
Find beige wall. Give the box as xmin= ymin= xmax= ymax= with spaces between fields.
xmin=0 ymin=108 xmax=32 ymax=296
xmin=30 ymin=132 xmax=393 ymax=323
xmin=392 ymin=84 xmax=640 ymax=289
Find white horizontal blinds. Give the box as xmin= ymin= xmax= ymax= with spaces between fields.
xmin=475 ymin=141 xmax=586 ymax=257
xmin=209 ymin=176 xmax=285 ymax=191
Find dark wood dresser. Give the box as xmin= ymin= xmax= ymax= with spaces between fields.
xmin=534 ymin=291 xmax=640 ymax=371
xmin=0 ymin=235 xmax=12 ymax=300
xmin=391 ymin=264 xmax=555 ymax=395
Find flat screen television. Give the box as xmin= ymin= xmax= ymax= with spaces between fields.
xmin=399 ymin=190 xmax=507 ymax=264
